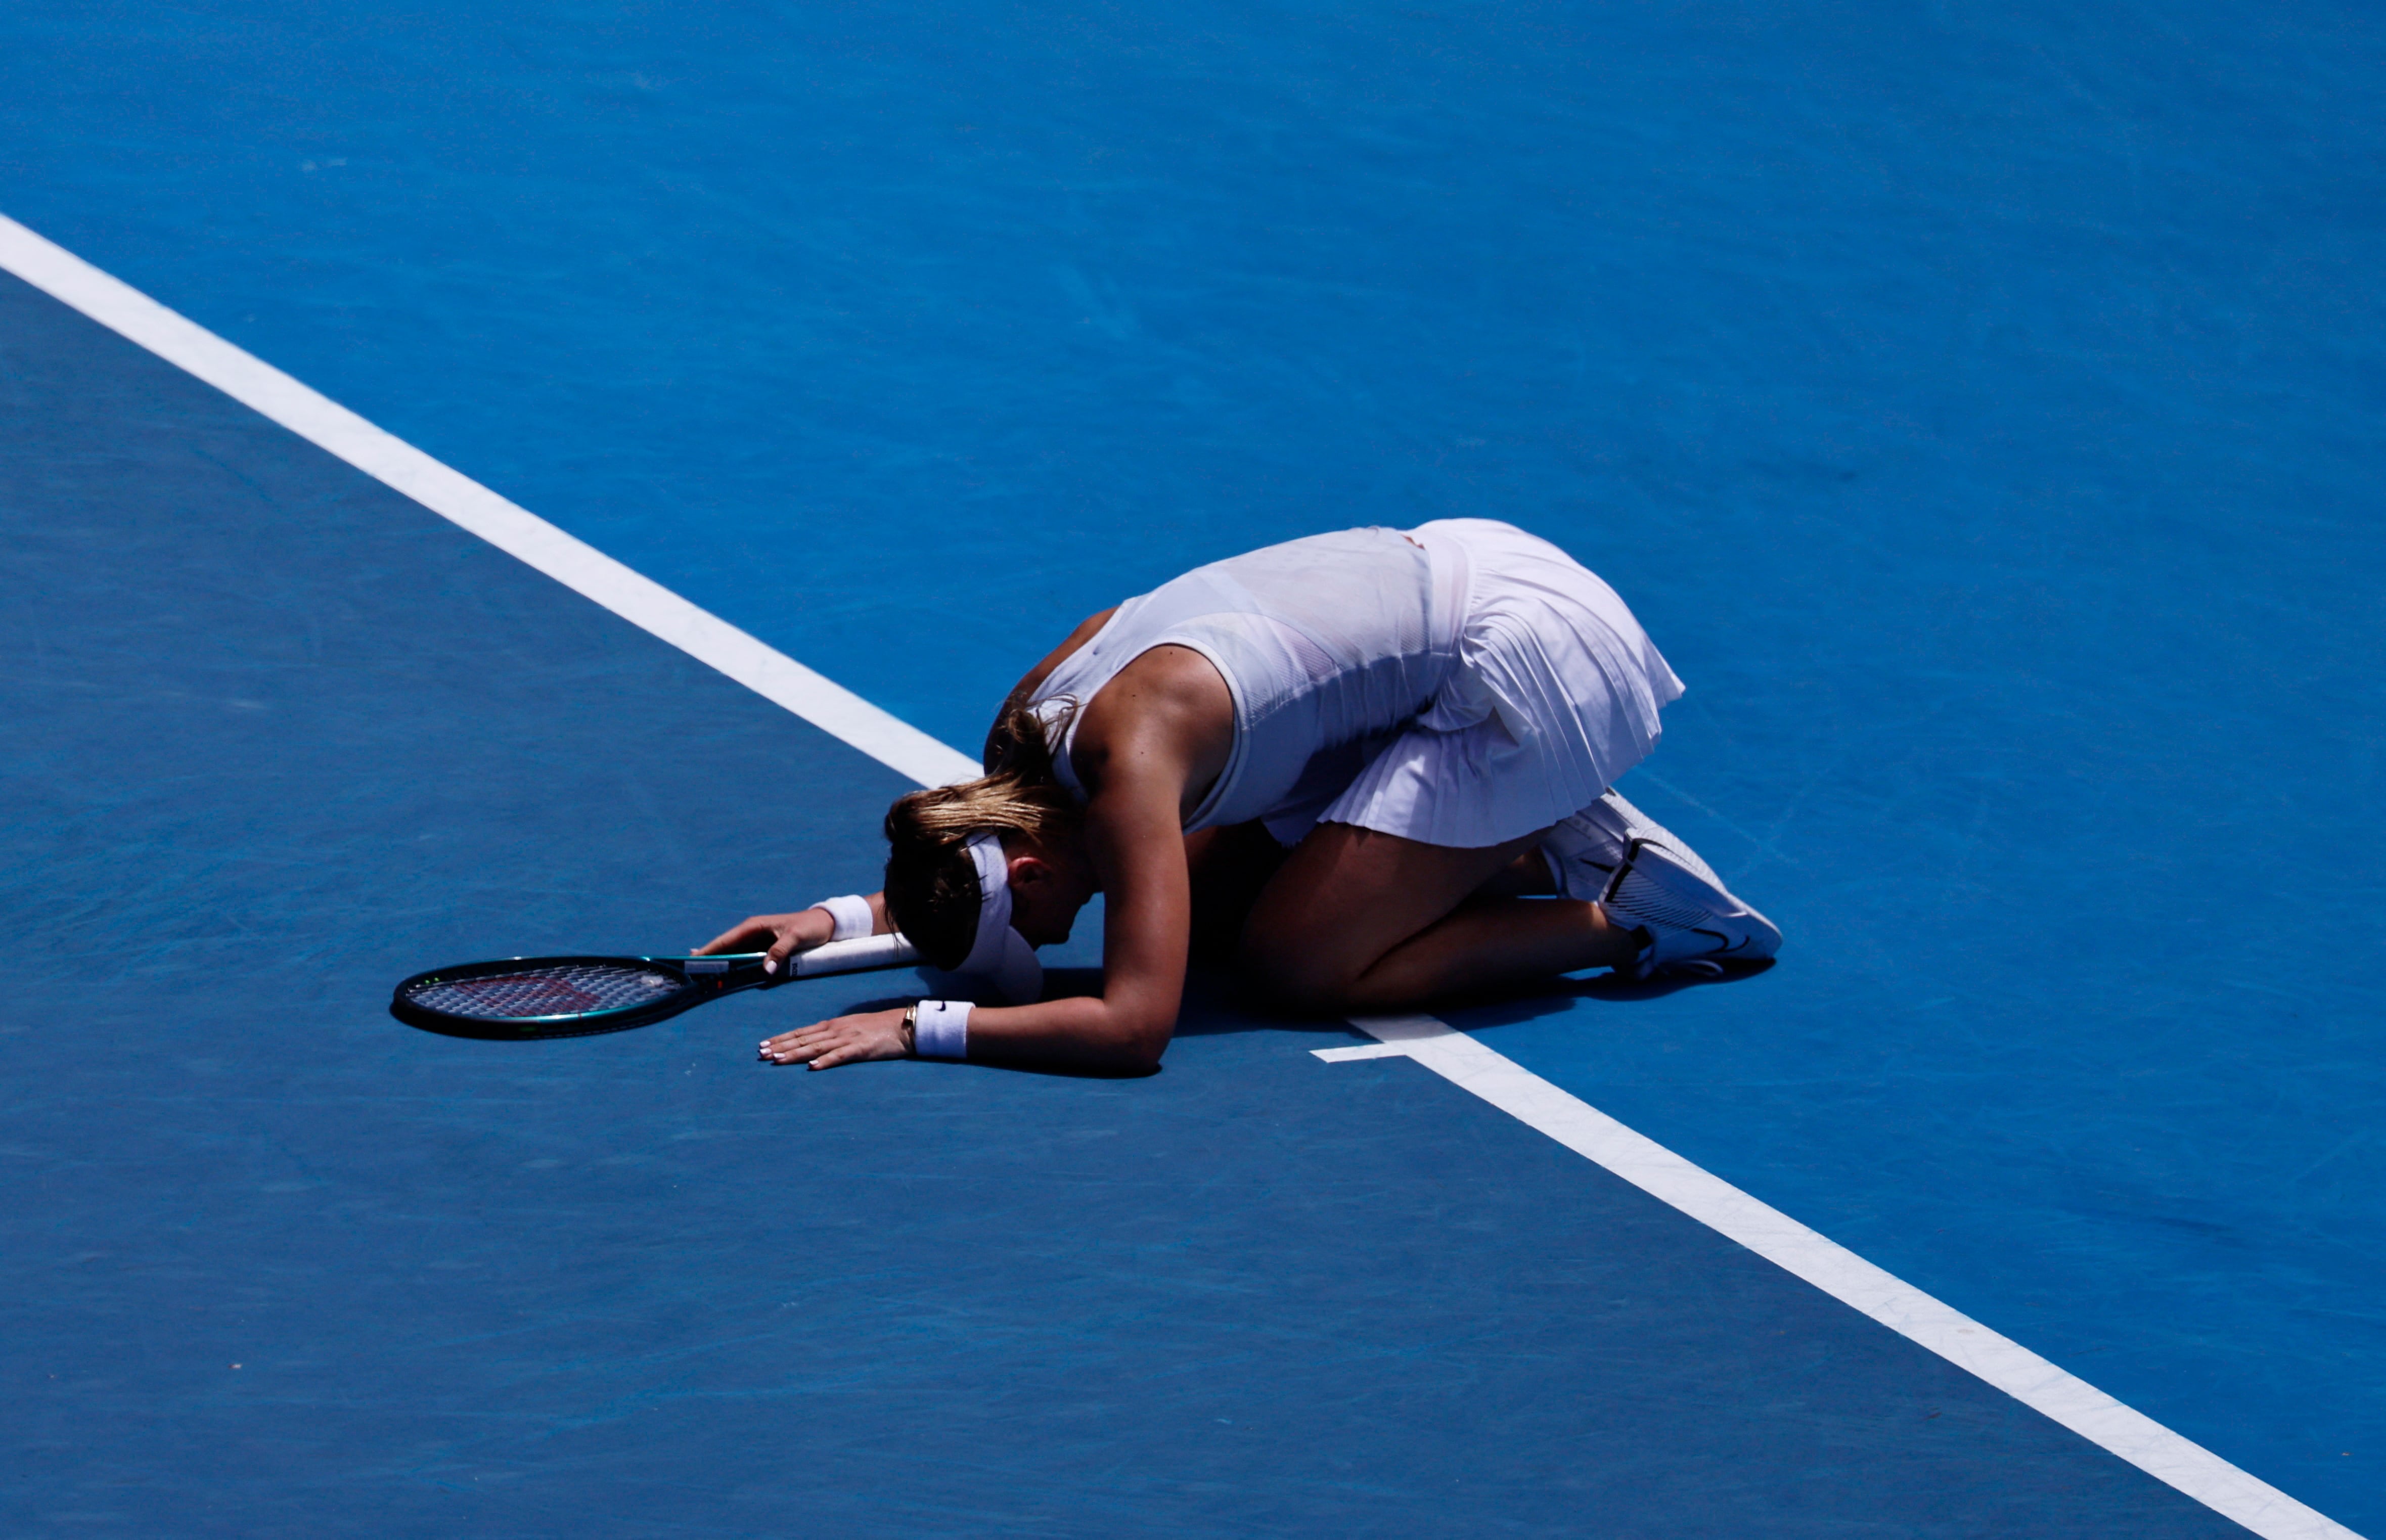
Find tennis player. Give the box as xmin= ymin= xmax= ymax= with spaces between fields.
xmin=700 ymin=520 xmax=1777 ymax=1071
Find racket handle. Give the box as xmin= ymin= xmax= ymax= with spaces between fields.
xmin=787 ymin=932 xmax=921 ymax=978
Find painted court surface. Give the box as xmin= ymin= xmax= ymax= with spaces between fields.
xmin=3 ymin=2 xmax=2381 ymax=1534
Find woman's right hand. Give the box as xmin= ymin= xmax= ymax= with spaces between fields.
xmin=693 ymin=909 xmax=835 ymax=977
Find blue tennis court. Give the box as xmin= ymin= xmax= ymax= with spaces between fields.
xmin=3 ymin=2 xmax=2379 ymax=1534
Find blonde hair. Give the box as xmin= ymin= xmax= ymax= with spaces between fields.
xmin=882 ymin=698 xmax=1082 ymax=968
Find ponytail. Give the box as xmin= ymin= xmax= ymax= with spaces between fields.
xmin=882 ymin=698 xmax=1082 ymax=969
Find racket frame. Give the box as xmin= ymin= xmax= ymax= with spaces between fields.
xmin=389 ymin=954 xmax=772 ymax=1039
xmin=388 ymin=933 xmax=922 ymax=1040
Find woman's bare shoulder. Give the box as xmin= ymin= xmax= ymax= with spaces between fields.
xmin=1072 ymin=646 xmax=1234 ymax=813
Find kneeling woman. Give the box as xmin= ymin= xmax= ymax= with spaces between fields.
xmin=701 ymin=520 xmax=1778 ymax=1072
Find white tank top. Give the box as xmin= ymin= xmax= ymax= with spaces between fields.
xmin=1031 ymin=525 xmax=1472 ymax=836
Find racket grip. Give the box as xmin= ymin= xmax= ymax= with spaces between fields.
xmin=787 ymin=931 xmax=921 ymax=977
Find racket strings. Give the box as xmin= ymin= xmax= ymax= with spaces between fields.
xmin=404 ymin=962 xmax=682 ymax=1020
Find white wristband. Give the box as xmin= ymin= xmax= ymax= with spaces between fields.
xmin=913 ymin=999 xmax=971 ymax=1061
xmin=811 ymin=893 xmax=875 ymax=943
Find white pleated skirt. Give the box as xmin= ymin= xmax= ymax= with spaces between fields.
xmin=1314 ymin=519 xmax=1685 ymax=849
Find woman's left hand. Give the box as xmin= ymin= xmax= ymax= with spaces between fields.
xmin=758 ymin=1007 xmax=913 ymax=1070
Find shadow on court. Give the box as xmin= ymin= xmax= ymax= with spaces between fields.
xmin=1166 ymin=961 xmax=1772 ymax=1043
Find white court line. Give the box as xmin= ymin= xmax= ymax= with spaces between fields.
xmin=1336 ymin=1015 xmax=2363 ymax=1540
xmin=0 ymin=211 xmax=980 ymax=793
xmin=1310 ymin=1042 xmax=1407 ymax=1062
xmin=0 ymin=210 xmax=2356 ymax=1539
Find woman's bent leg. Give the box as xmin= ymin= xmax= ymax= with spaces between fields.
xmin=1238 ymin=822 xmax=1641 ymax=1013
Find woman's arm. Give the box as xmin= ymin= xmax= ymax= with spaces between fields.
xmin=755 ymin=791 xmax=1192 ymax=1073
xmin=695 ymin=892 xmax=894 ymax=971
xmin=940 ymin=739 xmax=1196 ymax=1071
xmin=718 ymin=603 xmax=1117 ymax=974
xmin=760 ymin=645 xmax=1233 ymax=1074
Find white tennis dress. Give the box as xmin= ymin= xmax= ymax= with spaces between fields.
xmin=1031 ymin=519 xmax=1685 ymax=849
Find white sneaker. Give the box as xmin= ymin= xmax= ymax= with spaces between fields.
xmin=1540 ymin=790 xmax=1723 ymax=898
xmin=1596 ymin=836 xmax=1782 ymax=980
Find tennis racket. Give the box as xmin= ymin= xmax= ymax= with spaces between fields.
xmin=389 ymin=932 xmax=921 ymax=1040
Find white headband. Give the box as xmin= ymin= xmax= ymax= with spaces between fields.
xmin=953 ymin=831 xmax=1044 ymax=1004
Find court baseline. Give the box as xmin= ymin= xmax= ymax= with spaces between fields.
xmin=1 ymin=207 xmax=2353 ymax=1540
